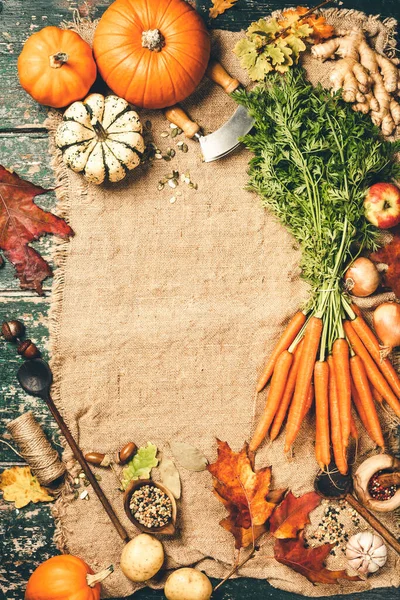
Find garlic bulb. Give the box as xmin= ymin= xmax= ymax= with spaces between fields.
xmin=346 ymin=532 xmax=387 ymax=575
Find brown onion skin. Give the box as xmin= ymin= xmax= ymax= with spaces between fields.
xmin=344 ymin=257 xmax=380 ymax=297
xmin=373 ymin=302 xmax=400 ymax=353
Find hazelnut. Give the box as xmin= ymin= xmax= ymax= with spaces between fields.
xmin=1 ymin=320 xmax=25 ymax=342
xmin=17 ymin=339 xmax=41 ymax=360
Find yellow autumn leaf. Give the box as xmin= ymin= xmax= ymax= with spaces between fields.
xmin=0 ymin=466 xmax=54 ymax=508
xmin=209 ymin=0 xmax=239 ymax=19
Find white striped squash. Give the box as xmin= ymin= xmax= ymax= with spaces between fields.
xmin=55 ymin=93 xmax=145 ymax=185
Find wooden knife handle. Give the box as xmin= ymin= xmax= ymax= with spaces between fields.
xmin=164 ymin=105 xmax=200 ymax=138
xmin=206 ymin=59 xmax=240 ymax=94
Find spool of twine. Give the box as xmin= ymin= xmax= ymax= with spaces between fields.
xmin=7 ymin=411 xmax=66 ymax=486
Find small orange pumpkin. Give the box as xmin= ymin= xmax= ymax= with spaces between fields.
xmin=93 ymin=0 xmax=211 ymax=109
xmin=18 ymin=26 xmax=97 ymax=108
xmin=25 ymin=555 xmax=113 ymax=600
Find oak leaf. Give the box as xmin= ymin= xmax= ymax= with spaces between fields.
xmin=371 ymin=230 xmax=400 ymax=298
xmin=0 ymin=466 xmax=54 ymax=508
xmin=0 ymin=166 xmax=74 ymax=294
xmin=208 ymin=440 xmax=281 ymax=548
xmin=270 ymin=490 xmax=321 ymax=539
xmin=209 ymin=0 xmax=238 ymax=19
xmin=274 ymin=533 xmax=360 ymax=584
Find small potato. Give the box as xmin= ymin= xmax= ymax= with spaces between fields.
xmin=120 ymin=534 xmax=164 ymax=582
xmin=164 ymin=568 xmax=212 ymax=600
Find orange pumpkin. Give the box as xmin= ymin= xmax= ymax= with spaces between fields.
xmin=25 ymin=555 xmax=113 ymax=600
xmin=18 ymin=27 xmax=97 ymax=108
xmin=93 ymin=0 xmax=211 ymax=109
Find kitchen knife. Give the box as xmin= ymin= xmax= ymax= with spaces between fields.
xmin=164 ymin=60 xmax=254 ymax=162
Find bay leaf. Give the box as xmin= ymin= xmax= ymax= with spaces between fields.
xmin=159 ymin=455 xmax=181 ymax=499
xmin=170 ymin=441 xmax=208 ymax=472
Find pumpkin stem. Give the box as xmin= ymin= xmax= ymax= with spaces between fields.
xmin=49 ymin=52 xmax=69 ymax=68
xmin=91 ymin=118 xmax=108 ymax=141
xmin=86 ymin=565 xmax=114 ymax=588
xmin=141 ymin=29 xmax=165 ymax=52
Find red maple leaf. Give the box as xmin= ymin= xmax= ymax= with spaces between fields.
xmin=274 ymin=533 xmax=360 ymax=584
xmin=0 ymin=166 xmax=74 ymax=294
xmin=270 ymin=490 xmax=321 ymax=539
xmin=371 ymin=230 xmax=400 ymax=298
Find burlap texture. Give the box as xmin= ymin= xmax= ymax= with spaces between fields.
xmin=47 ymin=9 xmax=399 ymax=598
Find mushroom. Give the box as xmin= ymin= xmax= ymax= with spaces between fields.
xmin=353 ymin=454 xmax=400 ymax=513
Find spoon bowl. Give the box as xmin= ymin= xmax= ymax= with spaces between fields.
xmin=17 ymin=358 xmax=52 ymax=399
xmin=124 ymin=479 xmax=177 ymax=536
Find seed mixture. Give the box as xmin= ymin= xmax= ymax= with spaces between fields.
xmin=129 ymin=484 xmax=172 ymax=528
xmin=368 ymin=470 xmax=398 ymax=501
xmin=308 ymin=501 xmax=361 ymax=556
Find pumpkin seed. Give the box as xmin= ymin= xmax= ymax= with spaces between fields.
xmin=171 ymin=128 xmax=178 ymax=138
xmin=170 ymin=123 xmax=178 ymax=129
xmin=161 ymin=132 xmax=169 ymax=138
xmin=155 ymin=153 xmax=163 ymax=159
xmin=169 ymin=149 xmax=176 ymax=158
xmin=158 ymin=183 xmax=165 ymax=191
xmin=181 ymin=144 xmax=188 ymax=153
xmin=177 ymin=141 xmax=184 ymax=147
xmin=163 ymin=155 xmax=172 ymax=162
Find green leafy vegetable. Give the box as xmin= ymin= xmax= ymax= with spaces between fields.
xmin=121 ymin=442 xmax=158 ymax=490
xmin=234 ymin=68 xmax=400 ymax=354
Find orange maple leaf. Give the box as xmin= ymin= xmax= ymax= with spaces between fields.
xmin=306 ymin=14 xmax=335 ymax=42
xmin=208 ymin=440 xmax=282 ymax=548
xmin=209 ymin=0 xmax=239 ymax=19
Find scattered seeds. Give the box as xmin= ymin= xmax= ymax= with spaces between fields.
xmin=158 ymin=183 xmax=165 ymax=191
xmin=169 ymin=149 xmax=176 ymax=158
xmin=171 ymin=128 xmax=178 ymax=138
xmin=163 ymin=155 xmax=172 ymax=162
xmin=170 ymin=196 xmax=176 ymax=204
xmin=79 ymin=490 xmax=89 ymax=500
xmin=161 ymin=132 xmax=169 ymax=138
xmin=155 ymin=153 xmax=163 ymax=159
xmin=168 ymin=179 xmax=177 ymax=189
xmin=177 ymin=141 xmax=184 ymax=148
xmin=170 ymin=123 xmax=178 ymax=129
xmin=181 ymin=143 xmax=188 ymax=153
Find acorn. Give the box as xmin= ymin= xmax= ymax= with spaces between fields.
xmin=17 ymin=339 xmax=41 ymax=359
xmin=1 ymin=320 xmax=25 ymax=342
xmin=117 ymin=442 xmax=137 ymax=464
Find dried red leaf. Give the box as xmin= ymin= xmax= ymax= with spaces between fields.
xmin=208 ymin=440 xmax=280 ymax=548
xmin=0 ymin=166 xmax=73 ymax=294
xmin=371 ymin=230 xmax=400 ymax=298
xmin=274 ymin=533 xmax=360 ymax=584
xmin=209 ymin=0 xmax=238 ymax=19
xmin=270 ymin=490 xmax=321 ymax=539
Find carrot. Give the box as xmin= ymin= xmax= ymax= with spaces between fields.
xmin=303 ymin=382 xmax=314 ymax=418
xmin=257 ymin=311 xmax=306 ymax=392
xmin=332 ymin=338 xmax=351 ymax=450
xmin=270 ymin=340 xmax=304 ymax=441
xmin=351 ymin=307 xmax=400 ymax=398
xmin=250 ymin=350 xmax=294 ymax=451
xmin=350 ymin=412 xmax=358 ymax=440
xmin=328 ymin=356 xmax=348 ymax=475
xmin=314 ymin=361 xmax=330 ymax=469
xmin=371 ymin=387 xmax=383 ymax=404
xmin=351 ymin=379 xmax=375 ymax=441
xmin=284 ymin=316 xmax=323 ymax=452
xmin=344 ymin=320 xmax=400 ymax=418
xmin=350 ymin=355 xmax=385 ymax=449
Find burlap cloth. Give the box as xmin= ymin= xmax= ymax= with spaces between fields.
xmin=46 ymin=9 xmax=399 ymax=598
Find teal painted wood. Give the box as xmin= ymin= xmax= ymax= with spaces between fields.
xmin=0 ymin=1 xmax=399 ymax=599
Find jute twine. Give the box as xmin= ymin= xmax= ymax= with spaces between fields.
xmin=7 ymin=412 xmax=66 ymax=486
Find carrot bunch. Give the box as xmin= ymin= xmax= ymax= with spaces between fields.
xmin=250 ymin=302 xmax=400 ymax=474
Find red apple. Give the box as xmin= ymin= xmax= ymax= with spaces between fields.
xmin=364 ymin=183 xmax=400 ymax=229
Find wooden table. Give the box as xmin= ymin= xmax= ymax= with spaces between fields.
xmin=0 ymin=1 xmax=399 ymax=598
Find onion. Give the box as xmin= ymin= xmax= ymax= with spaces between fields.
xmin=373 ymin=302 xmax=400 ymax=355
xmin=344 ymin=257 xmax=380 ymax=297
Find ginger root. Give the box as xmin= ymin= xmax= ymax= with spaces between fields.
xmin=311 ymin=28 xmax=400 ymax=136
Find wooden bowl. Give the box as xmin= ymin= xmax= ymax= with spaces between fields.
xmin=123 ymin=479 xmax=177 ymax=535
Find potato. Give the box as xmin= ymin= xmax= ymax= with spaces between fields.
xmin=164 ymin=568 xmax=212 ymax=600
xmin=120 ymin=534 xmax=164 ymax=582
